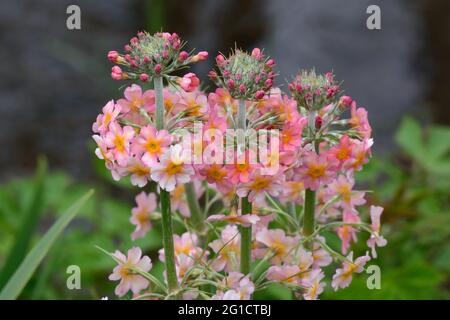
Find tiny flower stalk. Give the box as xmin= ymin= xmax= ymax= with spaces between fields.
xmin=154 ymin=75 xmax=178 ymax=294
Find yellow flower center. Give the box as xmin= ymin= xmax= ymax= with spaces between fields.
xmin=114 ymin=134 xmax=125 ymax=152
xmin=145 ymin=138 xmax=161 ymax=154
xmin=307 ymin=164 xmax=326 ymax=179
xmin=166 ymin=162 xmax=183 ymax=175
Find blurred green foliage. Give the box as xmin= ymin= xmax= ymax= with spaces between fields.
xmin=0 ymin=117 xmax=449 ymax=299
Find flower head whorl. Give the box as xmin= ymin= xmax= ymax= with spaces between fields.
xmin=211 ymin=48 xmax=275 ymax=100
xmin=108 ymin=31 xmax=207 ymax=83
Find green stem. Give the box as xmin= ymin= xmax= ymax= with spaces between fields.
xmin=159 ymin=190 xmax=178 ymax=293
xmin=154 ymin=76 xmax=178 ymax=294
xmin=303 ymin=189 xmax=316 ymax=248
xmin=154 ymin=76 xmax=165 ymax=130
xmin=240 ymin=196 xmax=252 ymax=274
xmin=185 ymin=182 xmax=205 ymax=235
xmin=236 ymin=99 xmax=252 ymax=275
xmin=287 ymin=202 xmax=296 ymax=218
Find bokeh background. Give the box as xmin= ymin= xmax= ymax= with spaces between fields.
xmin=0 ymin=0 xmax=449 ymax=299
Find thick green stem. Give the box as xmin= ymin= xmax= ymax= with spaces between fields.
xmin=237 ymin=99 xmax=252 ymax=274
xmin=185 ymin=182 xmax=205 ymax=234
xmin=154 ymin=76 xmax=165 ymax=130
xmin=237 ymin=99 xmax=247 ymax=130
xmin=240 ymin=196 xmax=252 ymax=274
xmin=303 ymin=189 xmax=316 ymax=246
xmin=154 ymin=76 xmax=178 ymax=294
xmin=159 ymin=190 xmax=178 ymax=293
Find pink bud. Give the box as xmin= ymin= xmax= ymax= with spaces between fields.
xmin=239 ymin=84 xmax=246 ymax=94
xmin=139 ymin=73 xmax=149 ymax=82
xmin=143 ymin=56 xmax=150 ymax=63
xmin=111 ymin=66 xmax=123 ymax=80
xmin=179 ymin=51 xmax=189 ymax=61
xmin=130 ymin=37 xmax=139 ymax=44
xmin=264 ymin=78 xmax=273 ymax=88
xmin=216 ymin=54 xmax=225 ymax=66
xmin=251 ymin=48 xmax=262 ymax=60
xmin=124 ymin=44 xmax=132 ymax=52
xmin=178 ymin=72 xmax=200 ymax=92
xmin=227 ymin=79 xmax=235 ymax=89
xmin=315 ymin=115 xmax=323 ymax=129
xmin=154 ymin=64 xmax=162 ymax=74
xmin=340 ymin=95 xmax=353 ymax=107
xmin=190 ymin=51 xmax=208 ymax=63
xmin=107 ymin=51 xmax=119 ymax=62
xmin=266 ymin=59 xmax=275 ymax=67
xmin=208 ymin=70 xmax=218 ymax=80
xmin=255 ymin=90 xmax=265 ymax=99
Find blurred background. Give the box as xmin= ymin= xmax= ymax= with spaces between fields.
xmin=0 ymin=0 xmax=449 ymax=299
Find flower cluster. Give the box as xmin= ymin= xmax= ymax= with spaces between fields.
xmin=94 ymin=31 xmax=387 ymax=301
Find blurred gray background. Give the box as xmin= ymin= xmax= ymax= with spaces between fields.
xmin=0 ymin=0 xmax=449 ymax=179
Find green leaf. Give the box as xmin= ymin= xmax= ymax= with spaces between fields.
xmin=0 ymin=157 xmax=47 ymax=289
xmin=0 ymin=189 xmax=94 ymax=300
xmin=395 ymin=117 xmax=424 ymax=161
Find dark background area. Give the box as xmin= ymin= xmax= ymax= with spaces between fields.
xmin=0 ymin=0 xmax=449 ymax=179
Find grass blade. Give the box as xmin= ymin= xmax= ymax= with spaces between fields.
xmin=0 ymin=189 xmax=94 ymax=300
xmin=0 ymin=157 xmax=47 ymax=289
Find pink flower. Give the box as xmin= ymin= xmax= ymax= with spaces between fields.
xmin=117 ymin=84 xmax=155 ymax=114
xmin=150 ymin=144 xmax=194 ymax=192
xmin=104 ymin=122 xmax=135 ymax=166
xmin=312 ymin=238 xmax=333 ymax=268
xmin=197 ymin=164 xmax=232 ymax=193
xmin=332 ymin=252 xmax=370 ymax=291
xmin=266 ymin=265 xmax=301 ymax=284
xmin=279 ymin=180 xmax=305 ymax=204
xmin=294 ymin=151 xmax=338 ymax=191
xmin=130 ymin=192 xmax=156 ymax=240
xmin=132 ymin=125 xmax=172 ymax=166
xmin=207 ymin=213 xmax=260 ymax=227
xmin=226 ymin=151 xmax=259 ymax=184
xmin=159 ymin=232 xmax=203 ymax=262
xmin=178 ymin=73 xmax=200 ymax=92
xmin=108 ymin=247 xmax=152 ymax=297
xmin=302 ymin=269 xmax=325 ymax=300
xmin=212 ymin=272 xmax=254 ymax=300
xmin=349 ymin=105 xmax=372 ymax=139
xmin=280 ymin=117 xmax=306 ymax=152
xmin=345 ymin=138 xmax=373 ymax=171
xmin=255 ymin=228 xmax=299 ymax=265
xmin=93 ymin=100 xmax=121 ymax=134
xmin=367 ymin=206 xmax=387 ymax=258
xmin=236 ymin=171 xmax=285 ymax=207
xmin=328 ymin=135 xmax=354 ymax=168
xmin=327 ymin=174 xmax=366 ymax=211
xmin=209 ymin=225 xmax=240 ymax=272
xmin=120 ymin=157 xmax=151 ymax=187
xmin=336 ymin=210 xmax=361 ymax=254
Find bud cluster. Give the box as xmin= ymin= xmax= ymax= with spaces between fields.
xmin=288 ymin=70 xmax=341 ymax=111
xmin=107 ymin=31 xmax=208 ymax=82
xmin=210 ymin=48 xmax=275 ymax=100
